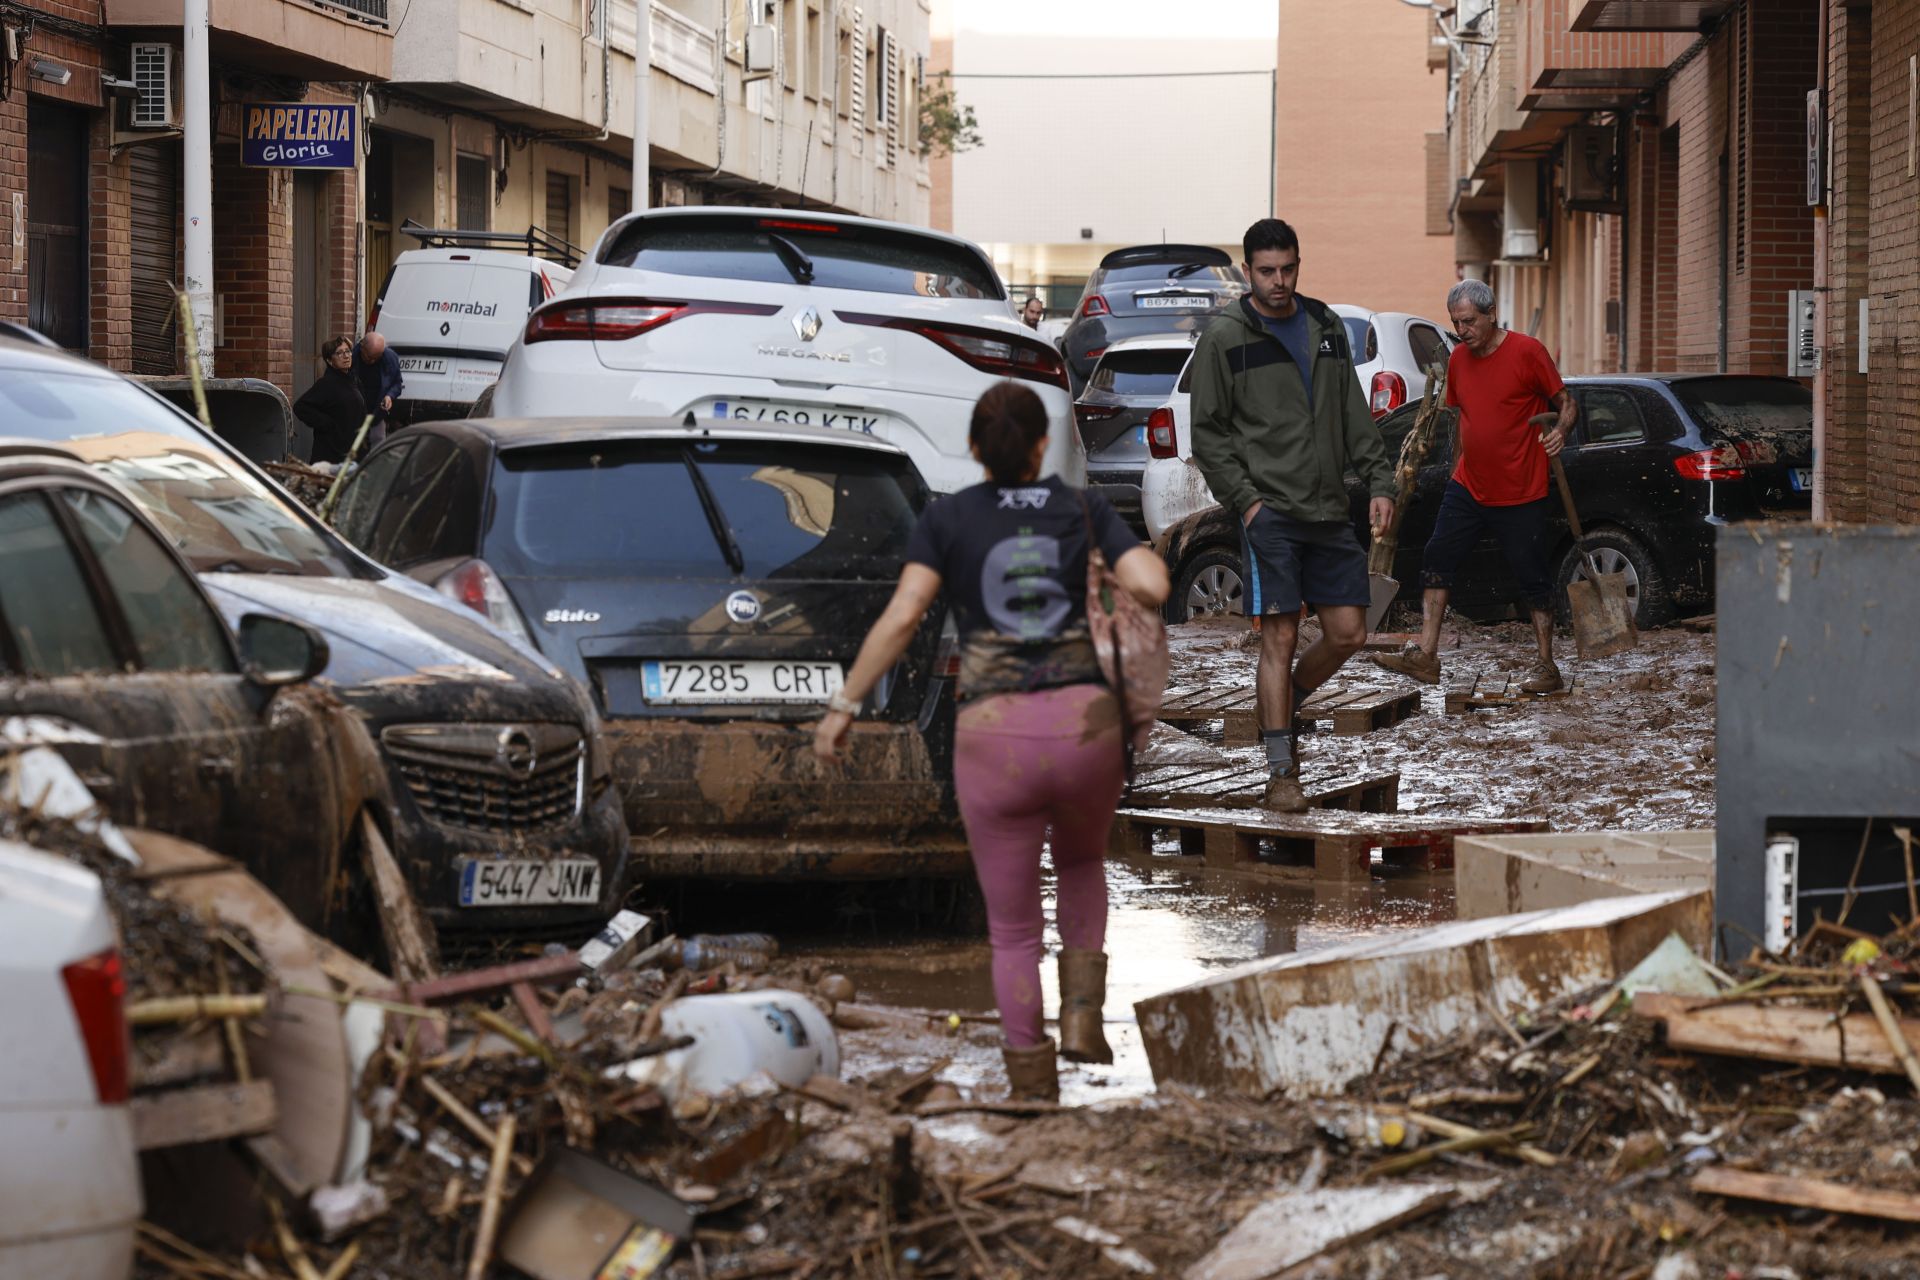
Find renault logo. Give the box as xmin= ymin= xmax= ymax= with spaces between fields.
xmin=495 ymin=727 xmax=539 ymax=778
xmin=792 ymin=306 xmax=822 ymax=343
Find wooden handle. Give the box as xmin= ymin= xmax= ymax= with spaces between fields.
xmin=1549 ymin=454 xmax=1583 ymax=541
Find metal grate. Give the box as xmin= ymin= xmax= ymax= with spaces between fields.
xmin=395 ymin=750 xmax=583 ymax=834
xmin=131 ymin=43 xmax=173 ymax=129
xmin=304 ymin=0 xmax=390 ymax=27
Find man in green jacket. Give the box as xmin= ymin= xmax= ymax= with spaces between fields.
xmin=1190 ymin=218 xmax=1396 ymax=811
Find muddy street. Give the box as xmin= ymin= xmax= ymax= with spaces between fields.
xmin=796 ymin=614 xmax=1716 ymax=1104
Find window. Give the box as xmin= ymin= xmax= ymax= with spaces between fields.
xmin=1667 ymin=377 xmax=1812 ymax=441
xmin=545 ymin=171 xmax=575 ymax=246
xmin=610 ymin=186 xmax=632 ymax=225
xmin=601 ymin=213 xmax=1002 ymax=299
xmin=456 ymin=154 xmax=491 ymax=230
xmin=804 ymin=1 xmax=822 ymax=100
xmin=1577 ymin=388 xmax=1646 ymax=445
xmin=836 ymin=25 xmax=853 ymax=119
xmin=1407 ymin=323 xmax=1448 ymax=374
xmin=0 ymin=491 xmax=118 ymax=677
xmin=1088 ymin=349 xmax=1189 ymax=398
xmin=64 ymin=489 xmax=233 ymax=674
xmin=867 ymin=27 xmax=883 ymax=129
xmin=364 ymin=436 xmax=475 ymax=568
xmin=484 ymin=440 xmax=925 ymax=581
xmin=333 ymin=440 xmax=414 ymax=552
xmin=1340 ymin=317 xmax=1373 ymax=361
xmin=782 ymin=0 xmax=800 ymax=90
xmin=0 ymin=372 xmax=357 ymax=577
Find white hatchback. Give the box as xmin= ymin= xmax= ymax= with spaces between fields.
xmin=1330 ymin=305 xmax=1455 ymax=419
xmin=490 ymin=208 xmax=1083 ymax=494
xmin=0 ymin=839 xmax=138 ymax=1277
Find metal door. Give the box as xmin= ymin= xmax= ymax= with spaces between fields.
xmin=128 ymin=143 xmax=179 ymax=375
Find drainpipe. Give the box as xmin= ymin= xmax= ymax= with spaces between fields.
xmin=1811 ymin=2 xmax=1830 ymax=522
xmin=633 ymin=0 xmax=651 ymax=211
xmin=183 ymin=0 xmax=214 ymax=378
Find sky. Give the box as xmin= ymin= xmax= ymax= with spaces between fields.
xmin=953 ymin=0 xmax=1278 ymax=40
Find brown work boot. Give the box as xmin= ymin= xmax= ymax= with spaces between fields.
xmin=1262 ymin=770 xmax=1309 ymax=813
xmin=1002 ymin=1038 xmax=1060 ymax=1102
xmin=1521 ymin=658 xmax=1564 ymax=694
xmin=1371 ymin=642 xmax=1442 ymax=685
xmin=1058 ymin=950 xmax=1113 ymax=1064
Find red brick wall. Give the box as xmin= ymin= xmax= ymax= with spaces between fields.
xmin=1824 ymin=2 xmax=1873 ymax=520
xmin=0 ymin=89 xmax=26 ymax=328
xmin=89 ymin=113 xmax=131 ymax=370
xmin=1739 ymin=0 xmax=1818 ymax=378
xmin=1861 ymin=0 xmax=1920 ymax=520
xmin=212 ymin=146 xmax=293 ymax=390
xmin=1665 ymin=33 xmax=1728 ymax=373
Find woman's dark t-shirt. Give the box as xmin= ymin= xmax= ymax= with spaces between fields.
xmin=904 ymin=476 xmax=1140 ymax=696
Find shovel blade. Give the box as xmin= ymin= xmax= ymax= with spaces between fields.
xmin=1567 ymin=572 xmax=1638 ymax=659
xmin=1366 ymin=573 xmax=1399 ymax=636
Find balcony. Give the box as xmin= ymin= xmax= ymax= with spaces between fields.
xmin=104 ymin=0 xmax=392 ymax=82
xmin=1520 ymin=0 xmax=1693 ymax=109
xmin=1459 ymin=0 xmax=1580 ymax=182
xmin=1570 ymin=0 xmax=1732 ymax=31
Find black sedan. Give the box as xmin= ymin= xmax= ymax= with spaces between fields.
xmin=1159 ymin=374 xmax=1812 ymax=625
xmin=1061 ymin=245 xmax=1244 ymax=391
xmin=0 ymin=338 xmax=631 ymax=946
xmin=329 ymin=417 xmax=971 ymax=887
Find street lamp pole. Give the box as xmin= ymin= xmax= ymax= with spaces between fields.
xmin=183 ymin=0 xmax=214 ymax=377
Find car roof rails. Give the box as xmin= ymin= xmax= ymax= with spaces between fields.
xmin=399 ymin=218 xmax=583 ymax=268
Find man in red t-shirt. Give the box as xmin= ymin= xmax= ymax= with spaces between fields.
xmin=1374 ymin=279 xmax=1579 ymax=692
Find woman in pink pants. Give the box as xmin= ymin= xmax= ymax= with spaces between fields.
xmin=814 ymin=382 xmax=1169 ymax=1100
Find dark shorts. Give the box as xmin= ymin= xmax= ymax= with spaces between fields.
xmin=1419 ymin=480 xmax=1555 ymax=610
xmin=1240 ymin=506 xmax=1370 ymax=615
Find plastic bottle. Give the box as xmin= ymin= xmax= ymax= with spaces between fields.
xmin=680 ymin=933 xmax=781 ymax=972
xmin=609 ymin=990 xmax=840 ymax=1101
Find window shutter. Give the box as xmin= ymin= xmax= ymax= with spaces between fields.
xmin=882 ymin=29 xmax=899 ymax=166
xmin=849 ymin=15 xmax=866 ymax=125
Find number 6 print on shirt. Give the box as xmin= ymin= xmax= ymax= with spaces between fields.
xmin=981 ymin=533 xmax=1070 ymax=640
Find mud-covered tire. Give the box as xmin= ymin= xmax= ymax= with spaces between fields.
xmin=1168 ymin=544 xmax=1248 ymax=623
xmin=324 ymin=822 xmax=392 ymax=972
xmin=1554 ymin=525 xmax=1671 ymax=629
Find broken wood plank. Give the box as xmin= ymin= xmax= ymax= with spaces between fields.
xmin=133 ymin=1080 xmax=277 ymax=1150
xmin=1635 ymin=993 xmax=1920 ymax=1076
xmin=1691 ymin=1167 xmax=1920 ymax=1224
xmin=1111 ymin=805 xmax=1543 ymax=878
xmin=127 ymin=993 xmax=270 ymax=1025
xmin=358 ymin=812 xmax=440 ymax=984
xmin=1185 ymin=1184 xmax=1460 ymax=1280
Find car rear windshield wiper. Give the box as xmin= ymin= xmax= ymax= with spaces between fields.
xmin=764 ymin=232 xmax=816 ymax=284
xmin=1167 ymin=262 xmax=1212 ymax=280
xmin=680 ymin=447 xmax=746 ymax=576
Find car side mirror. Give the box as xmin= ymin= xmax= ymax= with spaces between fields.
xmin=237 ymin=613 xmax=330 ymax=687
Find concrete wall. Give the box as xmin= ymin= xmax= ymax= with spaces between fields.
xmin=1274 ymin=0 xmax=1456 ymax=320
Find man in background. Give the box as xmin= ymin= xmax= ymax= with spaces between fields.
xmin=354 ymin=331 xmax=405 ymax=444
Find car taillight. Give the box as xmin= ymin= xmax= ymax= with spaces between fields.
xmin=524 ymin=298 xmax=779 ymax=343
xmin=1369 ymin=371 xmax=1407 ymax=419
xmin=434 ymin=559 xmax=536 ymax=647
xmin=62 ymin=949 xmax=128 ymax=1105
xmin=1081 ymin=295 xmax=1110 ymax=318
xmin=1673 ymin=446 xmax=1747 ymax=482
xmin=835 ymin=312 xmax=1070 ymax=391
xmin=1147 ymin=407 xmax=1178 ymax=458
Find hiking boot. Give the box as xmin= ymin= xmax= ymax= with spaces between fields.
xmin=1058 ymin=950 xmax=1113 ymax=1065
xmin=1262 ymin=770 xmax=1309 ymax=813
xmin=1521 ymin=658 xmax=1564 ymax=694
xmin=1371 ymin=643 xmax=1441 ymax=685
xmin=1002 ymin=1038 xmax=1060 ymax=1102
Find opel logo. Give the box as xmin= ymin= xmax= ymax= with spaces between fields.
xmin=725 ymin=590 xmax=762 ymax=624
xmin=495 ymin=727 xmax=539 ymax=778
xmin=792 ymin=306 xmax=822 ymax=343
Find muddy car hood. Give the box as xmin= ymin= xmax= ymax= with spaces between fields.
xmin=201 ymin=573 xmax=589 ymax=725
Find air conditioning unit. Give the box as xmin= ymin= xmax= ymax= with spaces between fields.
xmin=1502 ymin=160 xmax=1541 ymax=261
xmin=1562 ymin=125 xmax=1620 ymax=212
xmin=130 ymin=43 xmax=175 ymax=129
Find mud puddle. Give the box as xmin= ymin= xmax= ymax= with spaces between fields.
xmin=791 ymin=857 xmax=1452 ymax=1104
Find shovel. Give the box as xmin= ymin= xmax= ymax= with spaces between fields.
xmin=1541 ymin=417 xmax=1638 ymax=660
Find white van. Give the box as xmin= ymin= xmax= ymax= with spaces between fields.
xmin=370 ymin=223 xmax=578 ymax=423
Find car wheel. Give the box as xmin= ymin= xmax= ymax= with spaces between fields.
xmin=1554 ymin=526 xmax=1672 ymax=628
xmin=1170 ymin=545 xmax=1248 ymax=623
xmin=468 ymin=383 xmax=496 ymax=418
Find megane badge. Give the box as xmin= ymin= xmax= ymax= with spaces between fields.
xmin=793 ymin=305 xmax=822 ymax=343
xmin=725 ymin=591 xmax=762 ymax=623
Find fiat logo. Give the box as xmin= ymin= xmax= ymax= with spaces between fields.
xmin=725 ymin=591 xmax=761 ymax=624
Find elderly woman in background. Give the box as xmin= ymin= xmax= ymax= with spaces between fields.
xmin=294 ymin=336 xmax=368 ymax=465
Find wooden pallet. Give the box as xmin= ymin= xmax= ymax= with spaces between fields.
xmin=1444 ymin=672 xmax=1609 ymax=714
xmin=1108 ymin=807 xmax=1548 ymax=879
xmin=1128 ymin=761 xmax=1399 ymax=814
xmin=1161 ymin=683 xmax=1422 ymax=746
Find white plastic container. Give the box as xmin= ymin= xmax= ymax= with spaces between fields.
xmin=611 ymin=991 xmax=839 ymax=1101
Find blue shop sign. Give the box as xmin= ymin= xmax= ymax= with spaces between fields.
xmin=242 ymin=103 xmax=358 ymax=169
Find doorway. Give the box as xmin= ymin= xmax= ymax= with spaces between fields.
xmin=292 ymin=172 xmax=331 ymax=397
xmin=128 ymin=142 xmax=180 ymax=375
xmin=27 ymin=102 xmax=89 ymax=350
